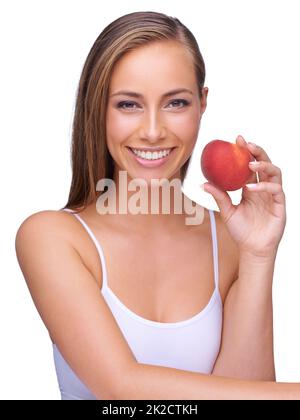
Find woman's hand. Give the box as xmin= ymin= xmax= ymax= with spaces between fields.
xmin=203 ymin=135 xmax=286 ymax=258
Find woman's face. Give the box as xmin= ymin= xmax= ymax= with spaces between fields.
xmin=106 ymin=40 xmax=208 ymax=184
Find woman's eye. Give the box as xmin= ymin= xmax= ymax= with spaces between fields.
xmin=117 ymin=101 xmax=139 ymax=110
xmin=116 ymin=99 xmax=190 ymax=111
xmin=167 ymin=99 xmax=190 ymax=108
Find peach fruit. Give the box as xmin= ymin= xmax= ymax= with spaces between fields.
xmin=200 ymin=139 xmax=254 ymax=191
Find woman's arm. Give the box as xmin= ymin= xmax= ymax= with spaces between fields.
xmin=116 ymin=362 xmax=299 ymax=400
xmin=203 ymin=136 xmax=286 ymax=382
xmin=212 ymin=251 xmax=276 ymax=380
xmin=16 ymin=211 xmax=299 ymax=400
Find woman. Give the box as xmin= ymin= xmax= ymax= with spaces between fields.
xmin=15 ymin=11 xmax=299 ymax=399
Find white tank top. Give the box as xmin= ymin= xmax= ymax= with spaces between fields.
xmin=52 ymin=208 xmax=222 ymax=400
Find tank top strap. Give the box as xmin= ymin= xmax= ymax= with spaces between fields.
xmin=208 ymin=209 xmax=219 ymax=291
xmin=60 ymin=208 xmax=108 ymax=289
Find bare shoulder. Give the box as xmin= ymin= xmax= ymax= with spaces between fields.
xmin=15 ymin=209 xmax=88 ymax=295
xmin=15 ymin=209 xmax=136 ymax=399
xmin=15 ymin=208 xmax=105 ymax=286
xmin=16 ymin=209 xmax=77 ymax=244
xmin=14 ymin=208 xmax=104 ymax=276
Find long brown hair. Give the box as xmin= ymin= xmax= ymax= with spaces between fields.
xmin=62 ymin=11 xmax=206 ymax=212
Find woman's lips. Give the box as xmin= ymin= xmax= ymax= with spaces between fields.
xmin=127 ymin=147 xmax=176 ymax=169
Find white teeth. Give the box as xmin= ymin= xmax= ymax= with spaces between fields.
xmin=132 ymin=148 xmax=172 ymax=160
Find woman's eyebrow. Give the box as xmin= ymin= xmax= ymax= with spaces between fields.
xmin=110 ymin=88 xmax=193 ymax=98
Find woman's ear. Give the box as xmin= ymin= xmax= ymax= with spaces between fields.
xmin=200 ymin=87 xmax=209 ymax=115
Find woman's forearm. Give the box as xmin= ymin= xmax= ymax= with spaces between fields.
xmin=113 ymin=361 xmax=300 ymax=400
xmin=212 ymin=251 xmax=276 ymax=380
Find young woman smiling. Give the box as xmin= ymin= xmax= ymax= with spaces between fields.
xmin=15 ymin=11 xmax=299 ymax=399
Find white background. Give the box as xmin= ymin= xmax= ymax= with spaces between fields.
xmin=1 ymin=0 xmax=299 ymax=399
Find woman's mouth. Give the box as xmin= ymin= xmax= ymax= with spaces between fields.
xmin=126 ymin=147 xmax=176 ymax=168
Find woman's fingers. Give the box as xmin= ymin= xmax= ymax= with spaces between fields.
xmin=246 ymin=141 xmax=273 ymax=182
xmin=236 ymin=136 xmax=272 ymax=182
xmin=235 ymin=135 xmax=257 ymax=183
xmin=248 ymin=160 xmax=282 ymax=185
xmin=236 ymin=136 xmax=271 ymax=165
xmin=236 ymin=135 xmax=248 ymax=147
xmin=245 ymin=181 xmax=285 ymax=204
xmin=203 ymin=182 xmax=236 ymax=223
xmin=247 ymin=142 xmax=272 ymax=163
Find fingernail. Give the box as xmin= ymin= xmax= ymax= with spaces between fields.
xmin=237 ymin=135 xmax=246 ymax=141
xmin=245 ymin=183 xmax=258 ymax=189
xmin=249 ymin=161 xmax=259 ymax=166
xmin=248 ymin=142 xmax=257 ymax=147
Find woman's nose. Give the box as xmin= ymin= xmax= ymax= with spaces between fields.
xmin=138 ymin=109 xmax=167 ymax=143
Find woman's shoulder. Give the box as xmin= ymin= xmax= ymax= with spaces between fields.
xmin=213 ymin=210 xmax=240 ymax=286
xmin=15 ymin=208 xmax=103 ymax=286
xmin=15 ymin=208 xmax=95 ymax=267
xmin=190 ymin=207 xmax=239 ymax=280
xmin=16 ymin=209 xmax=80 ymax=242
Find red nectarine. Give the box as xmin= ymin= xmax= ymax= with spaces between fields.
xmin=201 ymin=140 xmax=254 ymax=191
